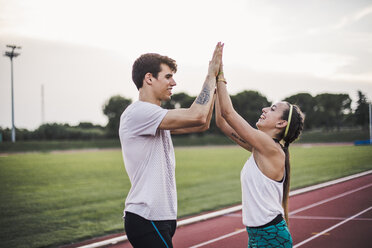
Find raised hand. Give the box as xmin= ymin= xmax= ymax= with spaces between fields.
xmin=217 ymin=44 xmax=226 ymax=83
xmin=208 ymin=42 xmax=223 ymax=77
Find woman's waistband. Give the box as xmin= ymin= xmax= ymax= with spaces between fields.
xmin=247 ymin=214 xmax=283 ymax=229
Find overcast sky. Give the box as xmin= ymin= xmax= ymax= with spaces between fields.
xmin=1 ymin=0 xmax=372 ymax=129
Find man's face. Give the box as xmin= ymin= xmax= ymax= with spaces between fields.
xmin=152 ymin=64 xmax=176 ymax=101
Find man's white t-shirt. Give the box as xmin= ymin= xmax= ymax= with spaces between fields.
xmin=119 ymin=100 xmax=177 ymax=221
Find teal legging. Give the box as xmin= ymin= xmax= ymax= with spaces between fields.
xmin=246 ymin=220 xmax=293 ymax=248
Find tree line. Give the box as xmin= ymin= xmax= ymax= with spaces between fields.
xmin=0 ymin=90 xmax=369 ymax=141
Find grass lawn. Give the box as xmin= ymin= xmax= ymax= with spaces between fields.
xmin=0 ymin=128 xmax=369 ymax=153
xmin=0 ymin=145 xmax=371 ymax=247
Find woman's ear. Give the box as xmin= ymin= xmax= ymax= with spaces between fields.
xmin=276 ymin=120 xmax=287 ymax=129
xmin=144 ymin=73 xmax=153 ymax=85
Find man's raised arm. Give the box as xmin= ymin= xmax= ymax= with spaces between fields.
xmin=159 ymin=42 xmax=223 ymax=130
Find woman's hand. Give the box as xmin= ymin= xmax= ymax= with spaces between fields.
xmin=217 ymin=45 xmax=226 ymax=83
xmin=208 ymin=42 xmax=223 ymax=77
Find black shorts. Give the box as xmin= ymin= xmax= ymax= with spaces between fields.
xmin=124 ymin=211 xmax=177 ymax=248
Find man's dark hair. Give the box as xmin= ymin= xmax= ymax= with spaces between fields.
xmin=132 ymin=53 xmax=177 ymax=90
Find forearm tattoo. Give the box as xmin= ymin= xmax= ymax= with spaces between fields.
xmin=196 ymin=84 xmax=211 ymax=105
xmin=231 ymin=132 xmax=247 ymax=144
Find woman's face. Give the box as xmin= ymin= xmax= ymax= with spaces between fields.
xmin=256 ymin=102 xmax=289 ymax=131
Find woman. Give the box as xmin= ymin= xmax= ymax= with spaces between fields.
xmin=215 ymin=47 xmax=304 ymax=248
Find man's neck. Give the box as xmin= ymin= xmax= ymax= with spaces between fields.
xmin=139 ymin=89 xmax=161 ymax=106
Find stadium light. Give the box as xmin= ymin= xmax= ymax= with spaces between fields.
xmin=369 ymin=103 xmax=372 ymax=143
xmin=4 ymin=45 xmax=21 ymax=143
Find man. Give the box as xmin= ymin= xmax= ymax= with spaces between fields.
xmin=119 ymin=42 xmax=223 ymax=248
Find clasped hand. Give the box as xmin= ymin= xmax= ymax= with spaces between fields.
xmin=208 ymin=42 xmax=226 ymax=83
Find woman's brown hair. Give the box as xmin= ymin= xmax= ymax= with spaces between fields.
xmin=279 ymin=103 xmax=305 ymax=224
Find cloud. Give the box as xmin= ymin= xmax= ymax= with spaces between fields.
xmin=0 ymin=36 xmax=134 ymax=129
xmin=334 ymin=4 xmax=372 ymax=29
xmin=245 ymin=52 xmax=355 ymax=78
xmin=1 ymin=0 xmax=372 ymax=129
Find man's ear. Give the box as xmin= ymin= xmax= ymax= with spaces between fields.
xmin=144 ymin=73 xmax=153 ymax=85
xmin=276 ymin=120 xmax=287 ymax=129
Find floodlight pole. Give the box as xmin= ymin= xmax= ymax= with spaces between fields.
xmin=4 ymin=45 xmax=21 ymax=143
xmin=369 ymin=103 xmax=372 ymax=143
xmin=41 ymin=84 xmax=45 ymax=124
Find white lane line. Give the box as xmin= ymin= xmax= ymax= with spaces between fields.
xmin=293 ymin=206 xmax=372 ymax=248
xmin=290 ymin=183 xmax=372 ymax=215
xmin=177 ymin=205 xmax=242 ymax=227
xmin=290 ymin=215 xmax=372 ymax=221
xmin=77 ymin=206 xmax=243 ymax=248
xmin=78 ymin=170 xmax=372 ymax=248
xmin=78 ymin=236 xmax=125 ymax=248
xmin=188 ymin=181 xmax=372 ymax=248
xmin=188 ymin=228 xmax=246 ymax=248
xmin=189 ymin=207 xmax=372 ymax=248
xmin=289 ymin=170 xmax=372 ymax=196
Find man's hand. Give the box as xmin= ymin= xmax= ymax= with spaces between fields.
xmin=208 ymin=42 xmax=223 ymax=77
xmin=159 ymin=42 xmax=223 ymax=131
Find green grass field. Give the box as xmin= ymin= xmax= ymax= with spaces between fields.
xmin=0 ymin=145 xmax=371 ymax=248
xmin=0 ymin=128 xmax=369 ymax=153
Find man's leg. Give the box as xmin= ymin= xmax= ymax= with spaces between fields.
xmin=125 ymin=211 xmax=176 ymax=248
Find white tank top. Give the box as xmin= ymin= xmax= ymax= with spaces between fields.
xmin=241 ymin=154 xmax=284 ymax=227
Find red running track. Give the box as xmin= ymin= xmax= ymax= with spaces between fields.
xmin=75 ymin=173 xmax=372 ymax=248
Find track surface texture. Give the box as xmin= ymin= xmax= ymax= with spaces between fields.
xmin=71 ymin=173 xmax=372 ymax=248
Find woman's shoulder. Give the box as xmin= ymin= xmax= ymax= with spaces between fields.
xmin=253 ymin=147 xmax=285 ymax=181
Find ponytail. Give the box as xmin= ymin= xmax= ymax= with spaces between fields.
xmin=282 ymin=144 xmax=290 ymax=224
xmin=280 ymin=103 xmax=304 ymax=225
